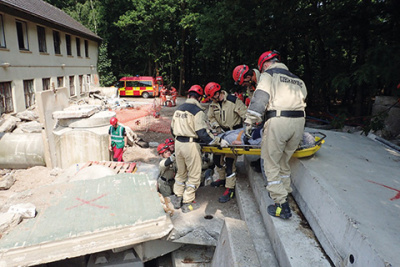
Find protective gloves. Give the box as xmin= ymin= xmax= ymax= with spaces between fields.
xmin=169 ymin=153 xmax=176 ymax=162
xmin=220 ymin=139 xmax=229 ymax=148
xmin=244 ymin=122 xmax=253 ymax=139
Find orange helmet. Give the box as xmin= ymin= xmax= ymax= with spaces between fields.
xmin=188 ymin=85 xmax=204 ymax=96
xmin=258 ymin=50 xmax=280 ymax=71
xmin=157 ymin=143 xmax=169 ymax=154
xmin=165 ymin=138 xmax=174 ymax=146
xmin=205 ymin=82 xmax=221 ymax=98
xmin=110 ymin=117 xmax=118 ymax=126
xmin=232 ymin=65 xmax=250 ymax=85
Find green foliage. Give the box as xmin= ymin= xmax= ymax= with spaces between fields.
xmin=97 ymin=42 xmax=116 ymax=86
xmin=362 ymin=113 xmax=388 ymax=136
xmin=45 ymin=0 xmax=400 ymax=115
xmin=331 ymin=113 xmax=348 ymax=130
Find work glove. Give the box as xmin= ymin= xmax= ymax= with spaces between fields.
xmin=169 ymin=153 xmax=176 ymax=162
xmin=220 ymin=139 xmax=229 ymax=148
xmin=244 ymin=122 xmax=253 ymax=139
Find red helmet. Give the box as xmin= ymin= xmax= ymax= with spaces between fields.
xmin=258 ymin=50 xmax=281 ymax=71
xmin=205 ymin=82 xmax=221 ymax=98
xmin=157 ymin=143 xmax=169 ymax=154
xmin=188 ymin=85 xmax=204 ymax=96
xmin=232 ymin=65 xmax=250 ymax=85
xmin=110 ymin=117 xmax=118 ymax=126
xmin=165 ymin=138 xmax=174 ymax=146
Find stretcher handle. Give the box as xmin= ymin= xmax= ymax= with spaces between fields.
xmin=310 ymin=132 xmax=327 ymax=146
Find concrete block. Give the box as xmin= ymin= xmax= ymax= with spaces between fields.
xmin=8 ymin=203 xmax=36 ymax=219
xmin=244 ymin=155 xmax=330 ymax=267
xmin=87 ymin=249 xmax=143 ymax=267
xmin=211 ymin=217 xmax=259 ymax=267
xmin=57 ymin=111 xmax=115 ymax=128
xmin=52 ymin=105 xmax=100 ymax=119
xmin=235 ymin=163 xmax=279 ymax=267
xmin=0 ymin=213 xmax=22 ymax=234
xmin=133 ymin=240 xmax=183 ymax=262
xmin=172 ymin=245 xmax=214 ymax=267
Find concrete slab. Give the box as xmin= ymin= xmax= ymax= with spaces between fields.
xmin=211 ymin=217 xmax=260 ymax=267
xmin=52 ymin=105 xmax=100 ymax=119
xmin=172 ymin=244 xmax=214 ymax=267
xmin=167 ymin=186 xmax=241 ymax=247
xmin=291 ymin=128 xmax=400 ymax=266
xmin=235 ymin=163 xmax=279 ymax=267
xmin=244 ymin=155 xmax=331 ymax=267
xmin=0 ymin=173 xmax=173 ymax=266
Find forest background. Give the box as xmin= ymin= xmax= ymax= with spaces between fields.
xmin=45 ymin=0 xmax=400 ymax=130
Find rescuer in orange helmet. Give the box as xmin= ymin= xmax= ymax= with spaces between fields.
xmin=157 ymin=143 xmax=176 ymax=197
xmin=232 ymin=64 xmax=261 ymax=107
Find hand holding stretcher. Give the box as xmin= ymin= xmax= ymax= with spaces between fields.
xmin=202 ymin=132 xmax=326 ymax=158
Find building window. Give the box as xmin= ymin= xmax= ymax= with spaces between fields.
xmin=84 ymin=40 xmax=89 ymax=57
xmin=0 ymin=15 xmax=6 ymax=48
xmin=53 ymin=30 xmax=61 ymax=54
xmin=16 ymin=20 xmax=29 ymax=50
xmin=57 ymin=76 xmax=64 ymax=88
xmin=0 ymin=82 xmax=13 ymax=113
xmin=37 ymin=26 xmax=47 ymax=53
xmin=23 ymin=80 xmax=35 ymax=108
xmin=66 ymin=34 xmax=71 ymax=56
xmin=69 ymin=76 xmax=75 ymax=96
xmin=79 ymin=75 xmax=83 ymax=94
xmin=76 ymin=37 xmax=81 ymax=57
xmin=42 ymin=78 xmax=50 ymax=91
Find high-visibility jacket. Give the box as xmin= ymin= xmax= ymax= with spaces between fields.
xmin=109 ymin=125 xmax=126 ymax=149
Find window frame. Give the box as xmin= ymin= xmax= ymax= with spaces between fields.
xmin=37 ymin=25 xmax=47 ymax=53
xmin=53 ymin=30 xmax=61 ymax=55
xmin=16 ymin=19 xmax=29 ymax=51
xmin=42 ymin=78 xmax=50 ymax=91
xmin=66 ymin=34 xmax=72 ymax=56
xmin=76 ymin=37 xmax=81 ymax=57
xmin=84 ymin=40 xmax=89 ymax=57
xmin=23 ymin=80 xmax=35 ymax=108
xmin=0 ymin=14 xmax=6 ymax=48
xmin=0 ymin=82 xmax=14 ymax=114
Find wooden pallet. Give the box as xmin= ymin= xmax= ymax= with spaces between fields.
xmin=79 ymin=161 xmax=137 ymax=174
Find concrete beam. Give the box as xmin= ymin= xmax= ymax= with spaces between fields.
xmin=211 ymin=217 xmax=260 ymax=267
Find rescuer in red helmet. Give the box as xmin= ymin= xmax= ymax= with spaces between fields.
xmin=169 ymin=85 xmax=228 ymax=213
xmin=204 ymin=82 xmax=247 ymax=203
xmin=232 ymin=64 xmax=261 ymax=107
xmin=157 ymin=143 xmax=176 ymax=197
xmin=108 ymin=117 xmax=127 ymax=162
xmin=245 ymin=50 xmax=307 ymax=220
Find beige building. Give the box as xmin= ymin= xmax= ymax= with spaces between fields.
xmin=0 ymin=0 xmax=102 ymax=115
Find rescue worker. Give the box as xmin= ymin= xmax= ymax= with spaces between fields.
xmin=160 ymin=86 xmax=168 ymax=106
xmin=170 ymin=86 xmax=178 ymax=106
xmin=233 ymin=64 xmax=263 ymax=172
xmin=244 ymin=50 xmax=307 ymax=219
xmin=157 ymin=143 xmax=176 ymax=197
xmin=205 ymin=82 xmax=247 ymax=203
xmin=108 ymin=117 xmax=128 ymax=162
xmin=165 ymin=138 xmax=175 ymax=152
xmin=170 ymin=85 xmax=229 ymax=213
xmin=232 ymin=64 xmax=260 ymax=107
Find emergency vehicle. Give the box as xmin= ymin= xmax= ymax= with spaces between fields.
xmin=116 ymin=76 xmax=163 ymax=98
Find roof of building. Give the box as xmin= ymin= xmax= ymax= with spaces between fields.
xmin=0 ymin=0 xmax=101 ymax=42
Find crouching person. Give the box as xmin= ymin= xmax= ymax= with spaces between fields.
xmin=157 ymin=143 xmax=176 ymax=197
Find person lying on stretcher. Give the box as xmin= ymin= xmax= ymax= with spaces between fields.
xmin=218 ymin=127 xmax=315 ymax=148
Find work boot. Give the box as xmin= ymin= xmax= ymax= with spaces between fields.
xmin=267 ymin=202 xmax=292 ymax=219
xmin=210 ymin=179 xmax=226 ymax=187
xmin=169 ymin=195 xmax=183 ymax=209
xmin=219 ymin=188 xmax=235 ymax=203
xmin=181 ymin=201 xmax=200 ymax=213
